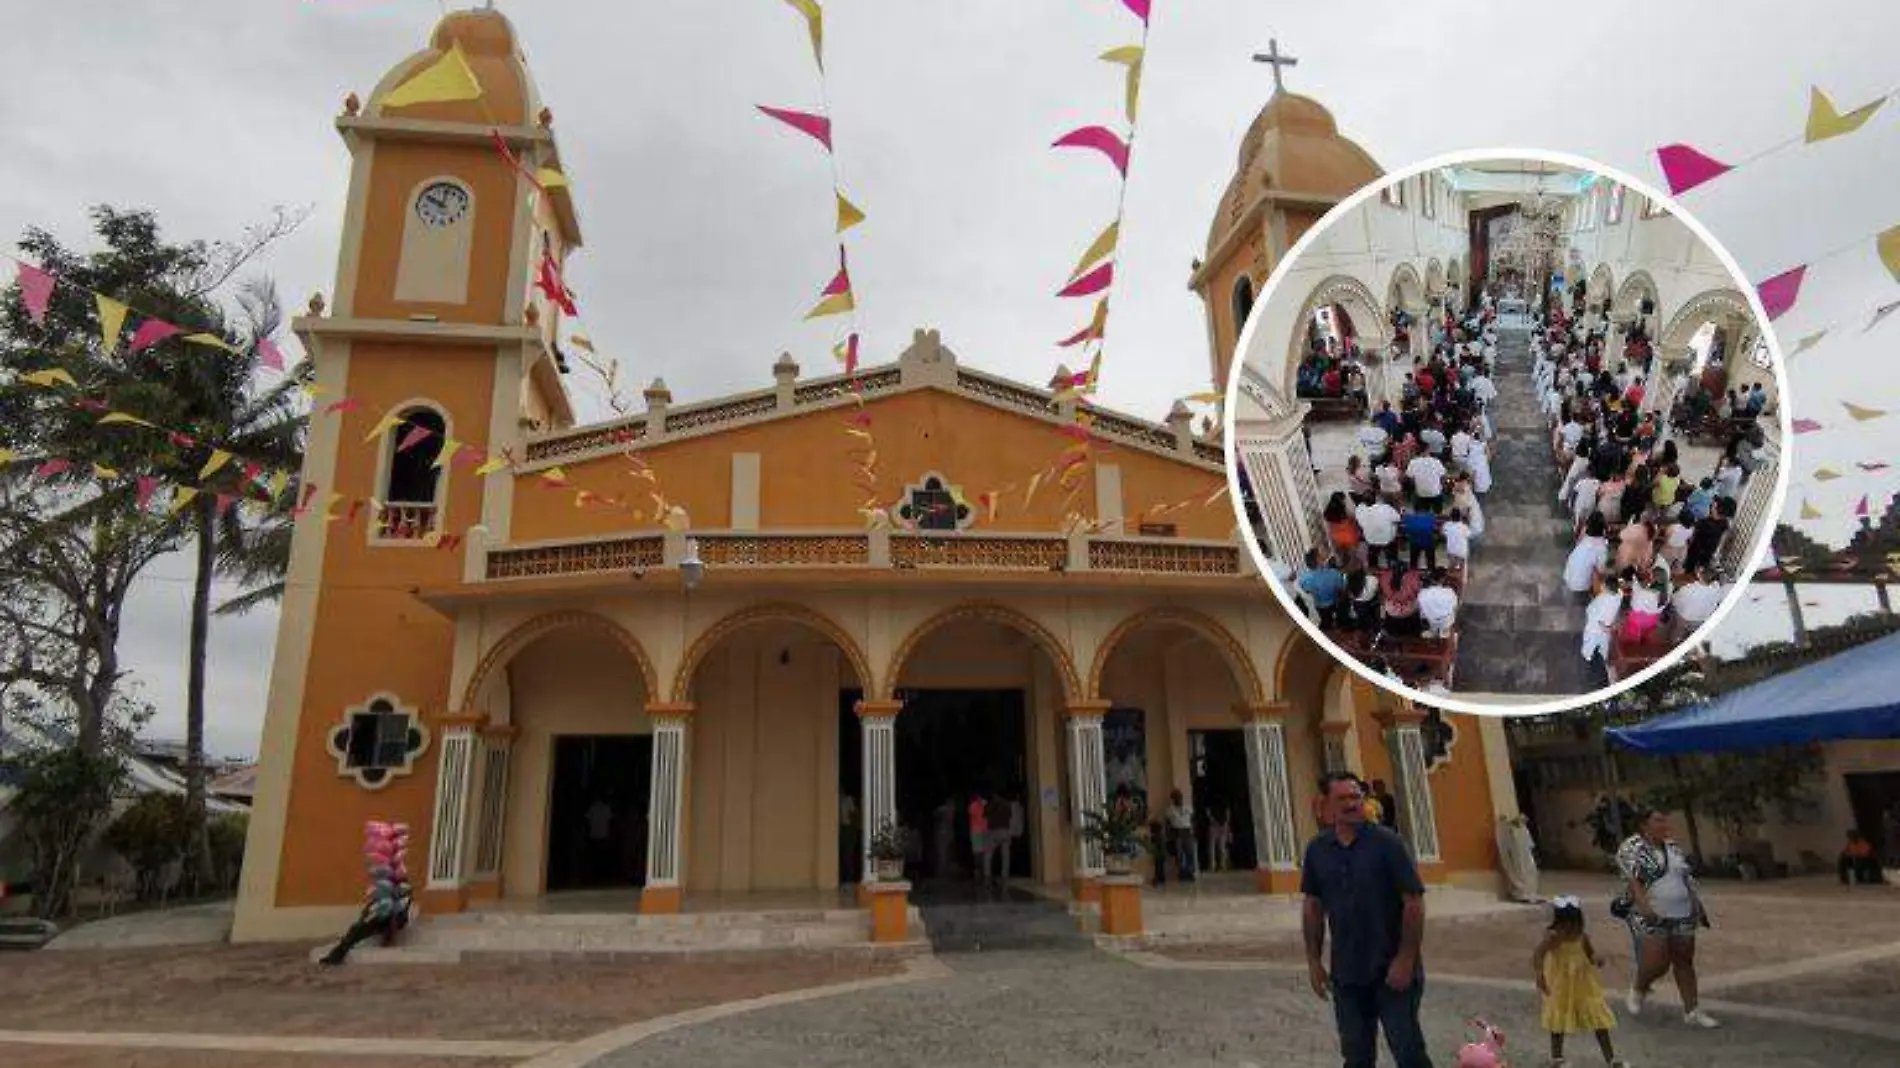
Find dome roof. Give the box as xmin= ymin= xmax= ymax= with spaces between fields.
xmin=368 ymin=8 xmax=537 ymax=126
xmin=1206 ymin=93 xmax=1382 ymax=256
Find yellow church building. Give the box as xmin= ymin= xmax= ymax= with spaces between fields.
xmin=232 ymin=9 xmax=1518 ymax=942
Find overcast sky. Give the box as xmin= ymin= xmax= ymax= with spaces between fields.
xmin=2 ymin=1 xmax=1894 ymax=758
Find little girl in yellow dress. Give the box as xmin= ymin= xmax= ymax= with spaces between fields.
xmin=1533 ymin=897 xmax=1627 ymax=1067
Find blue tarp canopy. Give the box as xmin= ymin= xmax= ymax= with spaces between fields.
xmin=1607 ymin=629 xmax=1900 ymax=754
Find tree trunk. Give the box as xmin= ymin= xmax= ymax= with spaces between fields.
xmin=183 ymin=497 xmax=216 ymax=891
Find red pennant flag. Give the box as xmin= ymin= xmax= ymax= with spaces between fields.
xmin=73 ymin=397 xmax=109 ymax=413
xmin=256 ymin=338 xmax=286 ymax=372
xmin=1121 ymin=0 xmax=1151 ymax=22
xmin=135 ymin=476 xmax=160 ymax=509
xmin=1052 ymin=126 xmax=1131 ymax=176
xmin=322 ymin=397 xmax=360 ymax=415
xmin=129 ymin=320 xmax=183 ymax=352
xmin=1856 ymin=495 xmax=1871 ymax=517
xmin=535 ymin=251 xmax=579 ymax=316
xmin=846 ymin=410 xmax=872 ymax=428
xmin=1792 ymin=418 xmax=1824 ymax=434
xmin=347 ymin=498 xmax=366 ymax=523
xmin=822 ymin=248 xmax=852 ymax=296
xmin=241 ymin=461 xmax=262 ymax=483
xmin=757 ymin=105 xmax=833 ymax=151
xmin=16 ymin=262 xmax=55 ymax=324
xmin=168 ymin=431 xmax=197 ymax=449
xmin=1655 ymin=143 xmax=1733 ymax=196
xmin=1756 ymin=266 xmax=1805 ymax=321
xmin=842 ymin=332 xmax=860 ymax=376
xmin=33 ymin=458 xmax=72 ymax=479
xmin=1058 ymin=261 xmax=1114 ymax=298
xmin=294 ymin=482 xmax=319 ymax=517
xmin=488 ymin=128 xmax=549 ymax=197
xmin=396 ymin=425 xmax=436 ymax=453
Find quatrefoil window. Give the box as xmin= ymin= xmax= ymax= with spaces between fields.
xmin=897 ymin=473 xmax=972 ymax=531
xmin=325 ymin=693 xmax=430 ymax=790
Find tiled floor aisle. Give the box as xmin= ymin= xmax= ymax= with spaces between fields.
xmin=1454 ymin=324 xmax=1605 ymax=696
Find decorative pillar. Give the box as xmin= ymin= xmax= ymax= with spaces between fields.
xmin=1318 ymin=721 xmax=1351 ymax=775
xmin=1064 ymin=700 xmax=1111 ymax=902
xmin=422 ymin=714 xmax=484 ymax=912
xmin=466 ymin=725 xmax=517 ymax=901
xmin=1236 ymin=408 xmax=1324 ymax=570
xmin=855 ymin=700 xmax=904 ymax=884
xmin=1378 ymin=707 xmax=1443 ymax=865
xmin=640 ymin=702 xmax=694 ymax=914
xmin=1239 ymin=703 xmax=1301 ymax=894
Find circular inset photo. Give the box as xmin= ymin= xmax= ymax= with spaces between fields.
xmin=1224 ymin=151 xmax=1791 ymax=717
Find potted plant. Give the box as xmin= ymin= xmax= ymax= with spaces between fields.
xmin=1080 ymin=806 xmax=1147 ymax=876
xmin=867 ymin=822 xmax=908 ymax=882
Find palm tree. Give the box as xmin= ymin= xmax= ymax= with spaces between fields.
xmin=142 ymin=279 xmax=307 ymax=887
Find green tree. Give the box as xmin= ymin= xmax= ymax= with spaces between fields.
xmin=103 ymin=792 xmax=194 ymax=902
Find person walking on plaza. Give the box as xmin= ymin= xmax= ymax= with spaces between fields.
xmin=1302 ymin=772 xmax=1433 ymax=1068
xmin=1534 ymin=896 xmax=1627 ymax=1067
xmin=1616 ymin=810 xmax=1719 ymax=1028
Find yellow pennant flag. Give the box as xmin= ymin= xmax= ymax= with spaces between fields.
xmin=835 ymin=190 xmax=866 ymax=233
xmin=541 ymin=466 xmax=569 ymax=486
xmin=1814 ymin=467 xmax=1843 ymax=481
xmin=804 ymin=290 xmax=855 ymax=320
xmin=300 ymin=382 xmax=328 ymax=399
xmin=535 ymin=167 xmax=570 ymax=189
xmin=95 ymin=295 xmax=129 ymax=355
xmin=320 ymin=492 xmax=344 ymax=522
xmin=1800 ymin=498 xmax=1823 ymax=520
xmin=1878 ymin=225 xmax=1900 ymax=284
xmin=98 ymin=411 xmax=154 ymax=427
xmin=473 ymin=455 xmax=509 ymax=476
xmin=169 ymin=486 xmax=200 ymax=515
xmin=0 ymin=448 xmax=15 ymax=465
xmin=266 ymin=471 xmax=290 ymax=502
xmin=363 ymin=414 xmax=404 ymax=443
xmin=20 ymin=368 xmax=78 ymax=389
xmin=433 ymin=438 xmax=462 ymax=469
xmin=1186 ymin=392 xmax=1224 ymax=405
xmin=1100 ymin=45 xmax=1145 ymax=121
xmin=1844 ymin=401 xmax=1888 ymax=421
xmin=198 ymin=449 xmax=232 ymax=481
xmin=570 ymin=334 xmax=596 ymax=353
xmin=93 ymin=463 xmax=118 ymax=480
xmin=182 ymin=333 xmax=240 ymax=354
xmin=782 ymin=0 xmax=824 ymax=67
xmin=1805 ymin=87 xmax=1886 ymax=144
xmin=381 ymin=42 xmax=484 ymax=109
xmin=1069 ymin=221 xmax=1120 ymax=281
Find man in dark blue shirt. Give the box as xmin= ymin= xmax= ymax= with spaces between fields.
xmin=1302 ymin=772 xmax=1432 ymax=1068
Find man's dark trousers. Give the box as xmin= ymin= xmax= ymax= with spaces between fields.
xmin=1331 ymin=977 xmax=1432 ymax=1068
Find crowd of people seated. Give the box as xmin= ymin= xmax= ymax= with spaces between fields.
xmin=1294 ymin=334 xmax=1372 ymax=415
xmin=1537 ymin=305 xmax=1742 ymax=673
xmin=1280 ymin=291 xmax=1506 ymax=689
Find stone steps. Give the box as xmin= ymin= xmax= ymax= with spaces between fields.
xmin=350 ymin=904 xmax=930 ymax=961
xmin=915 ymin=903 xmax=1093 ymax=952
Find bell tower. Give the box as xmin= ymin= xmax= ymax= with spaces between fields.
xmin=235 ymin=7 xmax=583 ymax=940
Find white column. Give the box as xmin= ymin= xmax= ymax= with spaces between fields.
xmin=1242 ymin=708 xmax=1300 ymax=879
xmin=644 ymin=706 xmax=692 ymax=892
xmin=857 ymin=700 xmax=902 ymax=881
xmin=1386 ymin=712 xmax=1442 ymax=863
xmin=1238 ymin=409 xmax=1323 ymax=569
xmin=425 ymin=723 xmax=480 ymax=889
xmin=1065 ymin=704 xmax=1110 ymax=878
xmin=469 ymin=730 xmax=513 ymax=883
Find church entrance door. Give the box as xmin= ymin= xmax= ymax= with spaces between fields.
xmin=1189 ymin=729 xmax=1258 ymax=872
xmin=545 ymin=735 xmax=652 ymax=892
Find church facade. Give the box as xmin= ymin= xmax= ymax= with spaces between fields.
xmin=232 ymin=9 xmax=1517 ymax=941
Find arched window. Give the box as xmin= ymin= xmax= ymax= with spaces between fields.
xmin=378 ymin=407 xmax=447 ymax=540
xmin=1231 ymin=275 xmax=1256 ymax=335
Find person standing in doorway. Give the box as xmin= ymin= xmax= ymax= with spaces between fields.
xmin=1005 ymin=791 xmax=1025 ymax=883
xmin=984 ymin=791 xmax=1014 ymax=886
xmin=1166 ymin=789 xmax=1197 ymax=882
xmin=967 ymin=791 xmax=991 ymax=885
xmin=1301 ymin=772 xmax=1433 ymax=1068
xmin=1209 ymin=808 xmax=1233 ymax=873
xmin=839 ymin=793 xmax=861 ymax=885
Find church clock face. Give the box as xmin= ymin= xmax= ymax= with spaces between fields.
xmin=414 ymin=182 xmax=470 ymax=228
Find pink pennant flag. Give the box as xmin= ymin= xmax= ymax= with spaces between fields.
xmin=323 ymin=396 xmax=361 ymax=416
xmin=135 ymin=476 xmax=160 ymax=509
xmin=1058 ymin=261 xmax=1114 ymax=298
xmin=396 ymin=425 xmax=436 ymax=453
xmin=1792 ymin=418 xmax=1824 ymax=434
xmin=1655 ymin=143 xmax=1733 ymax=196
xmin=241 ymin=461 xmax=262 ymax=483
xmin=757 ymin=105 xmax=833 ymax=151
xmin=168 ymin=431 xmax=197 ymax=449
xmin=129 ymin=320 xmax=183 ymax=352
xmin=1053 ymin=126 xmax=1131 ymax=176
xmin=16 ymin=262 xmax=55 ymax=324
xmin=256 ymin=338 xmax=286 ymax=372
xmin=33 ymin=458 xmax=72 ymax=479
xmin=450 ymin=444 xmax=483 ymax=468
xmin=1756 ymin=267 xmax=1805 ymax=321
xmin=293 ymin=482 xmax=320 ymax=517
xmin=1856 ymin=495 xmax=1871 ymax=517
xmin=822 ymin=248 xmax=852 ymax=296
xmin=1121 ymin=0 xmax=1152 ymax=23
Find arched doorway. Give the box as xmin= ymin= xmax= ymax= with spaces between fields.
xmin=1285 ymin=274 xmax=1388 ymax=405
xmin=669 ymin=604 xmax=871 ymax=893
xmin=1089 ymin=608 xmax=1266 ymax=879
xmin=1657 ymin=288 xmax=1764 ymax=424
xmin=462 ymin=612 xmax=659 ymax=900
xmin=1386 ymin=262 xmax=1426 ymax=361
xmin=883 ymin=605 xmax=1080 ymax=893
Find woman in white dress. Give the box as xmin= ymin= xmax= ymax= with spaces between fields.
xmin=1450 ymin=475 xmax=1485 ymax=541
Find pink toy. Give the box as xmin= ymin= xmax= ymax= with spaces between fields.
xmin=1455 ymin=1018 xmax=1505 ymax=1068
